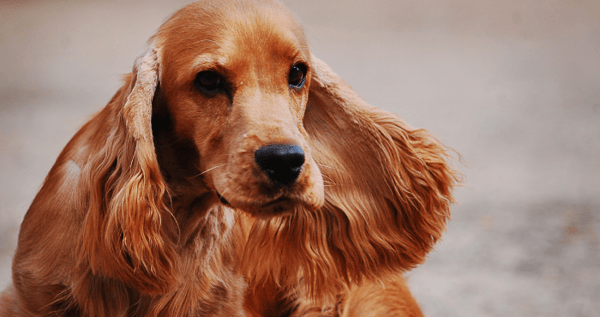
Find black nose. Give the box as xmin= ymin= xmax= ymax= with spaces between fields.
xmin=255 ymin=144 xmax=305 ymax=186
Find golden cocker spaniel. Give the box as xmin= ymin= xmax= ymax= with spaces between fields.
xmin=0 ymin=0 xmax=460 ymax=316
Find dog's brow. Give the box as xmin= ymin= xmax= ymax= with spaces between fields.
xmin=192 ymin=54 xmax=227 ymax=71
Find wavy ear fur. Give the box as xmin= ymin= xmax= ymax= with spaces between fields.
xmin=244 ymin=56 xmax=460 ymax=303
xmin=79 ymin=47 xmax=177 ymax=294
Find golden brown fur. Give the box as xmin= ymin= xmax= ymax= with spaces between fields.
xmin=0 ymin=0 xmax=460 ymax=316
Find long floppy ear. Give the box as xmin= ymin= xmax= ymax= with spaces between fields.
xmin=244 ymin=56 xmax=460 ymax=303
xmin=79 ymin=46 xmax=177 ymax=294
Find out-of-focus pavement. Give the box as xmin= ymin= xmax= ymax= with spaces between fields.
xmin=1 ymin=0 xmax=599 ymax=316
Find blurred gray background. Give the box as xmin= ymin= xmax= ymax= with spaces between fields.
xmin=1 ymin=0 xmax=599 ymax=316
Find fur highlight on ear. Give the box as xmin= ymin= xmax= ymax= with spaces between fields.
xmin=79 ymin=47 xmax=178 ymax=294
xmin=243 ymin=56 xmax=461 ymax=303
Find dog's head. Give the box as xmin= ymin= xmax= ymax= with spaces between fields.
xmin=85 ymin=0 xmax=460 ymax=299
xmin=150 ymin=0 xmax=324 ymax=218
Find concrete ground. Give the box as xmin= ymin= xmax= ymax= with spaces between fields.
xmin=1 ymin=0 xmax=599 ymax=316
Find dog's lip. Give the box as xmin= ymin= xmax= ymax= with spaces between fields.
xmin=254 ymin=197 xmax=295 ymax=218
xmin=215 ymin=190 xmax=230 ymax=205
xmin=215 ymin=189 xmax=295 ymax=215
xmin=215 ymin=189 xmax=289 ymax=205
xmin=261 ymin=196 xmax=292 ymax=208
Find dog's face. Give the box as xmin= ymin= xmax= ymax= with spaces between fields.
xmin=153 ymin=1 xmax=324 ymax=217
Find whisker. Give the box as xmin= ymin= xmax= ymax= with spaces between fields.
xmin=191 ymin=154 xmax=231 ymax=170
xmin=317 ymin=163 xmax=339 ymax=172
xmin=321 ymin=174 xmax=336 ymax=184
xmin=189 ymin=164 xmax=226 ymax=179
xmin=218 ymin=188 xmax=231 ymax=201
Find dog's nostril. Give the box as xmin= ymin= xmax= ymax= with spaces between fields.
xmin=255 ymin=144 xmax=305 ymax=186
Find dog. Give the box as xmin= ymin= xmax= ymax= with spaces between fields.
xmin=0 ymin=0 xmax=460 ymax=316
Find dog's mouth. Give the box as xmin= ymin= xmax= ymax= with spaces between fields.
xmin=261 ymin=196 xmax=295 ymax=214
xmin=262 ymin=196 xmax=291 ymax=208
xmin=216 ymin=191 xmax=230 ymax=205
xmin=215 ymin=190 xmax=295 ymax=217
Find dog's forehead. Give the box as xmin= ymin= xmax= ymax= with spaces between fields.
xmin=156 ymin=0 xmax=308 ymax=81
xmin=159 ymin=1 xmax=305 ymax=48
xmin=223 ymin=21 xmax=307 ymax=71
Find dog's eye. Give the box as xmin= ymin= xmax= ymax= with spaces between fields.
xmin=288 ymin=64 xmax=307 ymax=89
xmin=195 ymin=71 xmax=224 ymax=95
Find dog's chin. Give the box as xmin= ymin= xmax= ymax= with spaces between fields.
xmin=245 ymin=197 xmax=297 ymax=219
xmin=215 ymin=191 xmax=297 ymax=219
